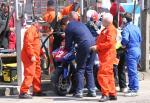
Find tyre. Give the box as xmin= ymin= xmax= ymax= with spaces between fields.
xmin=51 ymin=67 xmax=72 ymax=96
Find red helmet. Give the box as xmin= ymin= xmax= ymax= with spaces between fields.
xmin=92 ymin=12 xmax=99 ymax=22
xmin=86 ymin=10 xmax=98 ymax=22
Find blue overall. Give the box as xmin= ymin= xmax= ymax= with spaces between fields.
xmin=65 ymin=21 xmax=96 ymax=93
xmin=121 ymin=22 xmax=142 ymax=92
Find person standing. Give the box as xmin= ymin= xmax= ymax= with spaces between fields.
xmin=42 ymin=0 xmax=55 ymax=27
xmin=110 ymin=0 xmax=125 ymax=28
xmin=0 ymin=3 xmax=6 ymax=35
xmin=86 ymin=9 xmax=100 ymax=39
xmin=121 ymin=13 xmax=142 ymax=97
xmin=42 ymin=0 xmax=56 ymax=72
xmin=90 ymin=13 xmax=118 ymax=102
xmin=0 ymin=3 xmax=10 ymax=49
xmin=95 ymin=0 xmax=109 ymax=14
xmin=8 ymin=3 xmax=16 ymax=50
xmin=60 ymin=17 xmax=96 ymax=98
xmin=19 ymin=20 xmax=47 ymax=99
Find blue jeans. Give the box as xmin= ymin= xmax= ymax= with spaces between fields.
xmin=75 ymin=44 xmax=96 ymax=93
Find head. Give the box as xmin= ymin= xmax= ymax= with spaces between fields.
xmin=1 ymin=3 xmax=6 ymax=11
xmin=47 ymin=0 xmax=55 ymax=9
xmin=122 ymin=12 xmax=132 ymax=24
xmin=97 ymin=0 xmax=102 ymax=8
xmin=32 ymin=19 xmax=43 ymax=32
xmin=9 ymin=1 xmax=14 ymax=13
xmin=60 ymin=16 xmax=70 ymax=31
xmin=86 ymin=10 xmax=98 ymax=22
xmin=102 ymin=13 xmax=113 ymax=27
xmin=74 ymin=0 xmax=80 ymax=3
xmin=34 ymin=22 xmax=42 ymax=32
xmin=69 ymin=11 xmax=80 ymax=21
xmin=91 ymin=12 xmax=99 ymax=22
xmin=1 ymin=3 xmax=9 ymax=14
xmin=4 ymin=4 xmax=9 ymax=15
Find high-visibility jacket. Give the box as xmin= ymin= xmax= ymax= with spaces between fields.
xmin=116 ymin=29 xmax=122 ymax=49
xmin=42 ymin=8 xmax=55 ymax=32
xmin=61 ymin=4 xmax=80 ymax=16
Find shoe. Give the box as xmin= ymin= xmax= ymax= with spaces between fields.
xmin=19 ymin=93 xmax=32 ymax=99
xmin=120 ymin=88 xmax=128 ymax=93
xmin=32 ymin=92 xmax=47 ymax=96
xmin=87 ymin=92 xmax=97 ymax=97
xmin=99 ymin=95 xmax=109 ymax=102
xmin=73 ymin=92 xmax=83 ymax=98
xmin=124 ymin=90 xmax=138 ymax=97
xmin=116 ymin=86 xmax=120 ymax=92
xmin=109 ymin=96 xmax=117 ymax=100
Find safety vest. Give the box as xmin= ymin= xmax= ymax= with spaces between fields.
xmin=116 ymin=29 xmax=122 ymax=49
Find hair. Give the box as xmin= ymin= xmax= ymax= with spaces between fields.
xmin=1 ymin=3 xmax=6 ymax=8
xmin=47 ymin=0 xmax=55 ymax=6
xmin=69 ymin=11 xmax=79 ymax=21
xmin=97 ymin=0 xmax=102 ymax=3
xmin=123 ymin=12 xmax=132 ymax=23
xmin=60 ymin=16 xmax=69 ymax=26
xmin=103 ymin=13 xmax=113 ymax=24
xmin=110 ymin=0 xmax=116 ymax=3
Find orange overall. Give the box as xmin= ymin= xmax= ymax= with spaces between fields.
xmin=20 ymin=25 xmax=41 ymax=94
xmin=61 ymin=4 xmax=80 ymax=16
xmin=42 ymin=8 xmax=56 ymax=72
xmin=43 ymin=8 xmax=55 ymax=24
xmin=96 ymin=24 xmax=117 ymax=96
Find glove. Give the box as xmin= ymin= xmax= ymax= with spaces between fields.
xmin=31 ymin=56 xmax=36 ymax=62
xmin=96 ymin=29 xmax=101 ymax=34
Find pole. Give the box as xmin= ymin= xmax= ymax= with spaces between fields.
xmin=133 ymin=0 xmax=136 ymax=24
xmin=32 ymin=0 xmax=35 ymax=20
xmin=15 ymin=0 xmax=23 ymax=86
xmin=55 ymin=0 xmax=58 ymax=21
xmin=80 ymin=0 xmax=84 ymax=22
xmin=96 ymin=0 xmax=98 ymax=11
xmin=141 ymin=0 xmax=150 ymax=71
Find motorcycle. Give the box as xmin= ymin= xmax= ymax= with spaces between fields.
xmin=40 ymin=18 xmax=101 ymax=96
xmin=51 ymin=47 xmax=77 ymax=96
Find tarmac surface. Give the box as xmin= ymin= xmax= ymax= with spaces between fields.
xmin=0 ymin=71 xmax=150 ymax=103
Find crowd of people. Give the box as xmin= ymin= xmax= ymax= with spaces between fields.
xmin=0 ymin=0 xmax=142 ymax=102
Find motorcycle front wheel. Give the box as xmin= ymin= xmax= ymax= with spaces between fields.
xmin=51 ymin=68 xmax=72 ymax=96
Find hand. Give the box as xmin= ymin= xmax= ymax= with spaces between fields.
xmin=122 ymin=45 xmax=126 ymax=49
xmin=31 ymin=56 xmax=36 ymax=62
xmin=38 ymin=17 xmax=43 ymax=21
xmin=10 ymin=27 xmax=15 ymax=32
xmin=61 ymin=33 xmax=65 ymax=38
xmin=43 ymin=29 xmax=54 ymax=36
xmin=90 ymin=45 xmax=97 ymax=52
xmin=48 ymin=28 xmax=54 ymax=35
